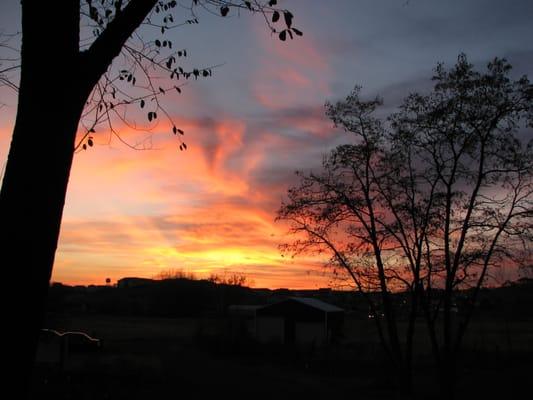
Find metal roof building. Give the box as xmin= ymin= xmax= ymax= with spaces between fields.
xmin=230 ymin=297 xmax=344 ymax=346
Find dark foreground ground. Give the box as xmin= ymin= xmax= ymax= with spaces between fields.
xmin=30 ymin=314 xmax=533 ymax=399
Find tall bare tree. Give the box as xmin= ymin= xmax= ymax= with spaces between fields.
xmin=0 ymin=32 xmax=19 ymax=96
xmin=278 ymin=54 xmax=533 ymax=397
xmin=0 ymin=0 xmax=301 ymax=393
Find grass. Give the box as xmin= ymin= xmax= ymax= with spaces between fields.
xmin=30 ymin=313 xmax=533 ymax=399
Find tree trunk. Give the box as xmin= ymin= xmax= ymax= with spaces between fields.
xmin=439 ymin=352 xmax=457 ymax=400
xmin=1 ymin=2 xmax=162 ymax=395
xmin=1 ymin=0 xmax=83 ymax=394
xmin=402 ymin=288 xmax=419 ymax=395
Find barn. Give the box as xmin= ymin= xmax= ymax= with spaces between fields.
xmin=243 ymin=297 xmax=344 ymax=346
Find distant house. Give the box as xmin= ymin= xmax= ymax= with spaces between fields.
xmin=229 ymin=297 xmax=344 ymax=346
xmin=117 ymin=277 xmax=154 ymax=289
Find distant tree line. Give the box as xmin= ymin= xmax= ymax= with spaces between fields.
xmin=46 ymin=277 xmax=263 ymax=318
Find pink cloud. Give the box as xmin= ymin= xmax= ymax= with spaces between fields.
xmin=249 ymin=21 xmax=331 ymax=111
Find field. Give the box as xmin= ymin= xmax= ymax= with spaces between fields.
xmin=30 ymin=313 xmax=533 ymax=399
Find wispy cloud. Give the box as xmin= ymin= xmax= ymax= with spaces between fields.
xmin=2 ymin=0 xmax=532 ymax=288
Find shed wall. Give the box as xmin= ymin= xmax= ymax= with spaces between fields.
xmin=256 ymin=316 xmax=284 ymax=343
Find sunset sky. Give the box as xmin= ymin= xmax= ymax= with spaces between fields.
xmin=1 ymin=0 xmax=532 ymax=288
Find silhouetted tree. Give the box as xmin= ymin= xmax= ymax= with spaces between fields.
xmin=155 ymin=267 xmax=198 ymax=280
xmin=0 ymin=32 xmax=19 ymax=96
xmin=278 ymin=54 xmax=533 ymax=397
xmin=207 ymin=270 xmax=251 ymax=286
xmin=0 ymin=0 xmax=300 ymax=393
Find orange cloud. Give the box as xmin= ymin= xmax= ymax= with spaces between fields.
xmin=1 ymin=16 xmax=339 ymax=291
xmin=50 ymin=108 xmax=334 ymax=289
xmin=54 ymin=209 xmax=332 ymax=289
